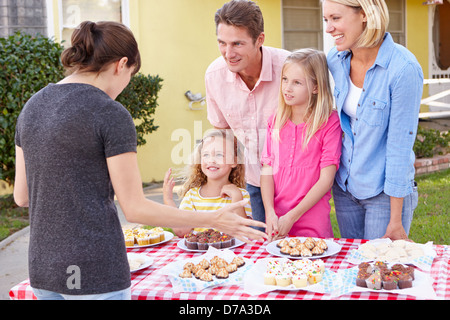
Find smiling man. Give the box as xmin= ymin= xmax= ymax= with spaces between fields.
xmin=205 ymin=0 xmax=290 ymax=230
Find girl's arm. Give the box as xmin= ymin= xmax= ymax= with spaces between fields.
xmin=163 ymin=168 xmax=192 ymax=237
xmin=107 ymin=152 xmax=267 ymax=243
xmin=260 ymin=164 xmax=279 ymax=242
xmin=13 ymin=146 xmax=29 ymax=207
xmin=221 ymin=184 xmax=246 ymax=219
xmin=162 ymin=168 xmax=177 ymax=208
xmin=277 ymin=165 xmax=337 ymax=238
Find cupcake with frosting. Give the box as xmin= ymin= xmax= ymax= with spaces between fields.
xmin=292 ymin=271 xmax=308 ymax=288
xmin=275 ymin=271 xmax=292 ymax=287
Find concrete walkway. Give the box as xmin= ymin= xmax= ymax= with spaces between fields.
xmin=0 ymin=183 xmax=178 ymax=300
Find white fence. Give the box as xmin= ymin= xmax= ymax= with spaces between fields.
xmin=420 ymin=79 xmax=450 ymax=119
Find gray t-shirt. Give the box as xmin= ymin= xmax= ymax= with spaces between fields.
xmin=15 ymin=83 xmax=137 ymax=295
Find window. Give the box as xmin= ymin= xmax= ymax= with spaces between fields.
xmin=282 ymin=0 xmax=406 ymax=51
xmin=282 ymin=0 xmax=323 ymax=51
xmin=386 ymin=0 xmax=406 ymax=46
xmin=0 ymin=0 xmax=47 ymax=38
xmin=59 ymin=0 xmax=128 ymax=46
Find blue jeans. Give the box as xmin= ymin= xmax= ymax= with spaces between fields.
xmin=246 ymin=183 xmax=266 ymax=232
xmin=332 ymin=181 xmax=418 ymax=240
xmin=32 ymin=286 xmax=131 ymax=300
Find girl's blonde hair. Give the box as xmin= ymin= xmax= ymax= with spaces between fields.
xmin=179 ymin=129 xmax=245 ymax=197
xmin=324 ymin=0 xmax=389 ymax=48
xmin=272 ymin=48 xmax=334 ymax=148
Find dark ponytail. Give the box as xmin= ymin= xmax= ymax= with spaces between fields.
xmin=61 ymin=21 xmax=141 ymax=76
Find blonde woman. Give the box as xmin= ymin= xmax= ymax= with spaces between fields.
xmin=163 ymin=129 xmax=252 ymax=238
xmin=260 ymin=49 xmax=342 ymax=241
xmin=323 ymin=0 xmax=423 ymax=240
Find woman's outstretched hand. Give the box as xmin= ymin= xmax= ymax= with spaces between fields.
xmin=213 ymin=200 xmax=267 ymax=244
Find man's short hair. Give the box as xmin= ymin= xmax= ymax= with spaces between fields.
xmin=215 ymin=0 xmax=264 ymax=43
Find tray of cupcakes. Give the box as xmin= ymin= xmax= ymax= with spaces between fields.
xmin=243 ymin=258 xmax=332 ymax=295
xmin=265 ymin=237 xmax=342 ymax=259
xmin=123 ymin=226 xmax=174 ymax=248
xmin=356 ymin=261 xmax=415 ymax=290
xmin=335 ymin=260 xmax=438 ymax=299
xmin=177 ymin=229 xmax=245 ymax=252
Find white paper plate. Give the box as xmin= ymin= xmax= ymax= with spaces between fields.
xmin=126 ymin=231 xmax=174 ymax=249
xmin=243 ymin=257 xmax=327 ymax=295
xmin=127 ymin=252 xmax=153 ymax=272
xmin=338 ymin=265 xmax=437 ymax=299
xmin=265 ymin=237 xmax=342 ymax=259
xmin=177 ymin=237 xmax=245 ymax=252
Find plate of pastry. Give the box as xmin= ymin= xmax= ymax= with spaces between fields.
xmin=243 ymin=257 xmax=329 ymax=295
xmin=127 ymin=253 xmax=153 ymax=273
xmin=266 ymin=237 xmax=342 ymax=259
xmin=123 ymin=227 xmax=174 ymax=248
xmin=177 ymin=229 xmax=245 ymax=252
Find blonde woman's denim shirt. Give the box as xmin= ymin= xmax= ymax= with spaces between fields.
xmin=327 ymin=33 xmax=423 ymax=199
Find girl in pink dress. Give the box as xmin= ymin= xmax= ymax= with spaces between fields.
xmin=261 ymin=48 xmax=342 ymax=241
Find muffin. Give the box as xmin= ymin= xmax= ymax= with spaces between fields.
xmin=365 ymin=271 xmax=382 ymax=290
xmin=275 ymin=272 xmax=292 ymax=287
xmin=208 ymin=239 xmax=222 ymax=249
xmin=356 ymin=270 xmax=370 ymax=288
xmin=221 ymin=234 xmax=233 ymax=248
xmin=136 ymin=233 xmax=150 ymax=246
xmin=292 ymin=272 xmax=308 ymax=288
xmin=307 ymin=270 xmax=323 ymax=284
xmin=313 ymin=259 xmax=325 ymax=274
xmin=197 ymin=236 xmax=209 ymax=250
xmin=264 ymin=270 xmax=277 ymax=285
xmin=398 ymin=273 xmax=413 ymax=289
xmin=382 ymin=273 xmax=398 ymax=290
xmin=125 ymin=235 xmax=135 ymax=247
xmin=149 ymin=233 xmax=160 ymax=244
xmin=184 ymin=234 xmax=198 ymax=250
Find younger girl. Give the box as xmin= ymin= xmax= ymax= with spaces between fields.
xmin=261 ymin=48 xmax=342 ymax=241
xmin=164 ymin=129 xmax=252 ymax=237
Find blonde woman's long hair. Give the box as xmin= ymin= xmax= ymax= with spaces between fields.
xmin=272 ymin=48 xmax=334 ymax=149
xmin=178 ymin=129 xmax=245 ymax=198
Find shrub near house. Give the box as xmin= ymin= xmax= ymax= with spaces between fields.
xmin=0 ymin=32 xmax=163 ymax=186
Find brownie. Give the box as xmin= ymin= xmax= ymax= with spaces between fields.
xmin=382 ymin=273 xmax=398 ymax=290
xmin=398 ymin=273 xmax=413 ymax=289
xmin=197 ymin=236 xmax=209 ymax=250
xmin=356 ymin=270 xmax=370 ymax=288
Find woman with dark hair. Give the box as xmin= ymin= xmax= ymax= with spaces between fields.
xmin=14 ymin=21 xmax=266 ymax=300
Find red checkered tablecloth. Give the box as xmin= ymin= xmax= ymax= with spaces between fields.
xmin=9 ymin=238 xmax=450 ymax=300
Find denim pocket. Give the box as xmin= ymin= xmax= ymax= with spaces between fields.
xmin=361 ymin=98 xmax=387 ymax=127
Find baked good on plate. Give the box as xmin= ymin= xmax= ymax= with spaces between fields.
xmin=292 ymin=272 xmax=308 ymax=288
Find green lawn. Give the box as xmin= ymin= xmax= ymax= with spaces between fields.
xmin=330 ymin=168 xmax=450 ymax=245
